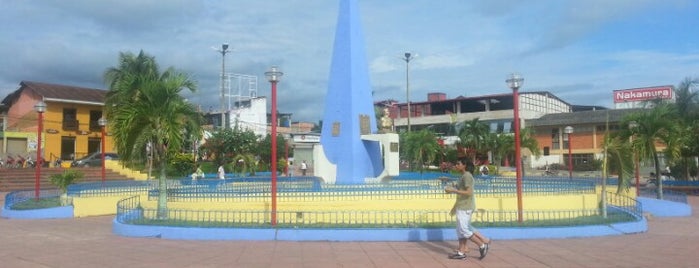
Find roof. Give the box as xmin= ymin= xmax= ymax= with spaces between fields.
xmin=526 ymin=108 xmax=644 ymax=127
xmin=2 ymin=81 xmax=107 ymax=106
xmin=389 ymin=90 xmax=572 ymax=107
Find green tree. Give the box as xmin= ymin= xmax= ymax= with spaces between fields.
xmin=624 ymin=105 xmax=675 ymax=199
xmin=258 ymin=134 xmax=289 ymax=173
xmin=457 ymin=118 xmax=491 ymax=163
xmin=401 ymin=129 xmax=441 ymax=173
xmin=104 ymin=51 xmax=201 ymax=218
xmin=666 ymin=77 xmax=699 ymax=180
xmin=201 ymin=128 xmax=259 ymax=167
xmin=603 ymin=132 xmax=634 ymax=194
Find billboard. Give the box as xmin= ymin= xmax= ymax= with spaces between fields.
xmin=613 ymin=86 xmax=673 ymax=103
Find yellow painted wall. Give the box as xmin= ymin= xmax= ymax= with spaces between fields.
xmin=76 ymin=192 xmax=604 ymax=224
xmin=41 ymin=101 xmax=114 ymax=162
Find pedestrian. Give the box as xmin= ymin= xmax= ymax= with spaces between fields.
xmin=217 ymin=164 xmax=225 ymax=180
xmin=191 ymin=165 xmax=204 ymax=180
xmin=445 ymin=158 xmax=490 ymax=260
xmin=301 ymin=160 xmax=308 ymax=176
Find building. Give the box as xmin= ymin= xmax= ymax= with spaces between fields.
xmin=525 ymin=108 xmax=648 ymax=170
xmin=386 ymin=91 xmax=571 ymax=137
xmin=381 ymin=86 xmax=673 ymax=172
xmin=1 ymin=81 xmax=113 ymax=164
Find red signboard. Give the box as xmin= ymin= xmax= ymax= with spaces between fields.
xmin=613 ymin=86 xmax=673 ymax=103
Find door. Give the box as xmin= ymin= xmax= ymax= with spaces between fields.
xmin=61 ymin=136 xmax=76 ymax=160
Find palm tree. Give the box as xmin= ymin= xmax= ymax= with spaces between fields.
xmin=604 ymin=132 xmax=634 ymax=194
xmin=402 ymin=129 xmax=441 ymax=173
xmin=624 ymin=105 xmax=675 ymax=199
xmin=103 ymin=50 xmax=160 ymax=116
xmin=666 ymin=77 xmax=699 ymax=180
xmin=458 ymin=118 xmax=491 ymax=163
xmin=105 ymin=51 xmax=201 ymax=218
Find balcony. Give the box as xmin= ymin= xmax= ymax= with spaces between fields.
xmin=62 ymin=119 xmax=79 ymax=131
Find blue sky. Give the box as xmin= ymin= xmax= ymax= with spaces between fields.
xmin=1 ymin=0 xmax=697 ymax=122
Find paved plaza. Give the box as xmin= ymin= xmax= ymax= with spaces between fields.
xmin=1 ymin=195 xmax=698 ymax=267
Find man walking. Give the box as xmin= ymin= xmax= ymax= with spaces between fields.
xmin=445 ymin=158 xmax=490 ymax=260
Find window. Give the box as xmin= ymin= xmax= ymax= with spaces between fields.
xmin=551 ymin=128 xmax=560 ymax=149
xmin=89 ymin=110 xmax=103 ymax=131
xmin=62 ymin=108 xmax=78 ymax=131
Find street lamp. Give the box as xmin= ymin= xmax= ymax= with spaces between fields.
xmin=216 ymin=43 xmax=230 ymax=129
xmin=564 ymin=126 xmax=574 ymax=179
xmin=506 ymin=73 xmax=524 ymax=222
xmin=629 ymin=121 xmax=640 ymax=196
xmin=98 ymin=117 xmax=108 ymax=185
xmin=402 ymin=52 xmax=414 ymax=132
xmin=34 ymin=101 xmax=46 ymax=199
xmin=265 ymin=65 xmax=283 ymax=226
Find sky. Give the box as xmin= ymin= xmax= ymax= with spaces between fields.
xmin=1 ymin=0 xmax=698 ymax=123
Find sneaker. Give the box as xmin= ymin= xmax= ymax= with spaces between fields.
xmin=448 ymin=252 xmax=467 ymax=260
xmin=479 ymin=243 xmax=489 ymax=260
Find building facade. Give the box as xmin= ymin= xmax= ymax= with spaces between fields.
xmin=1 ymin=81 xmax=113 ymax=165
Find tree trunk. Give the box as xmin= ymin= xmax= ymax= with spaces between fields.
xmin=156 ymin=164 xmax=168 ymax=219
xmin=652 ymin=150 xmax=663 ymax=200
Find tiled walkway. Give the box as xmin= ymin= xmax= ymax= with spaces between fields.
xmin=1 ymin=196 xmax=697 ymax=267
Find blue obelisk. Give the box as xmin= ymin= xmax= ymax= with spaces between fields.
xmin=320 ymin=0 xmax=383 ymax=184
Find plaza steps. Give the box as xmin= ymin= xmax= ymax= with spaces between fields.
xmin=0 ymin=167 xmax=134 ymax=192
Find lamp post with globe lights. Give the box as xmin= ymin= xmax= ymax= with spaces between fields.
xmin=506 ymin=73 xmax=524 ymax=222
xmin=98 ymin=117 xmax=108 ymax=185
xmin=564 ymin=126 xmax=574 ymax=179
xmin=216 ymin=43 xmax=230 ymax=129
xmin=34 ymin=101 xmax=46 ymax=199
xmin=265 ymin=66 xmax=283 ymax=226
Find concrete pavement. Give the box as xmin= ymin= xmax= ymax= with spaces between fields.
xmin=1 ymin=196 xmax=698 ymax=267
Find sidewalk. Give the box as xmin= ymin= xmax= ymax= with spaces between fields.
xmin=1 ymin=196 xmax=698 ymax=267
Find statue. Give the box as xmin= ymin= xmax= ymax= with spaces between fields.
xmin=380 ymin=107 xmax=393 ymax=133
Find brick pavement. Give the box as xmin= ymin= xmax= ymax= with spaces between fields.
xmin=1 ymin=196 xmax=698 ymax=267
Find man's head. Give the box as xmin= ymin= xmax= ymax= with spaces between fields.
xmin=454 ymin=158 xmax=475 ymax=174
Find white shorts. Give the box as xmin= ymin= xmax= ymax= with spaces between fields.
xmin=455 ymin=209 xmax=475 ymax=239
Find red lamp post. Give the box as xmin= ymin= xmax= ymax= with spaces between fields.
xmin=34 ymin=101 xmax=47 ymax=199
xmin=564 ymin=126 xmax=574 ymax=179
xmin=265 ymin=66 xmax=283 ymax=226
xmin=98 ymin=117 xmax=108 ymax=185
xmin=506 ymin=73 xmax=524 ymax=223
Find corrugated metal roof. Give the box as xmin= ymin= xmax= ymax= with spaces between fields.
xmin=2 ymin=81 xmax=106 ymax=106
xmin=526 ymin=108 xmax=644 ymax=126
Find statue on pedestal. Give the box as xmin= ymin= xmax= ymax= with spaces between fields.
xmin=380 ymin=107 xmax=393 ymax=133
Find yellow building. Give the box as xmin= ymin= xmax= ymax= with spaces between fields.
xmin=1 ymin=81 xmax=114 ymax=165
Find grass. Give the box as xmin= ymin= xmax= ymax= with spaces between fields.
xmin=10 ymin=197 xmax=62 ymax=210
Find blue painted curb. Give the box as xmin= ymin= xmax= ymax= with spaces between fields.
xmin=1 ymin=206 xmax=74 ymax=219
xmin=638 ymin=197 xmax=692 ymax=217
xmin=112 ymin=216 xmax=647 ymax=241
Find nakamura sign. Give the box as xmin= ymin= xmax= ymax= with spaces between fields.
xmin=613 ymin=86 xmax=673 ymax=103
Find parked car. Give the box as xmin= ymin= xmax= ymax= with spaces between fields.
xmin=71 ymin=152 xmax=119 ymax=167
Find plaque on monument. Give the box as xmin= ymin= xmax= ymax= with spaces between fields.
xmin=359 ymin=114 xmax=370 ymax=135
xmin=390 ymin=142 xmax=399 ymax=152
xmin=332 ymin=122 xmax=341 ymax=137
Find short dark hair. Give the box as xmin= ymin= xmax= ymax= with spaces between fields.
xmin=456 ymin=158 xmax=475 ymax=173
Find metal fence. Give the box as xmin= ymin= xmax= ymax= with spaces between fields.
xmin=3 ymin=189 xmax=62 ymax=209
xmin=116 ymin=192 xmax=642 ymax=229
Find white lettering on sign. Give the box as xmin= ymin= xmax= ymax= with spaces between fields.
xmin=613 ymin=86 xmax=673 ymax=103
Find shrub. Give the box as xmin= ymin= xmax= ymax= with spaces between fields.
xmin=50 ymin=170 xmax=84 ymax=193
